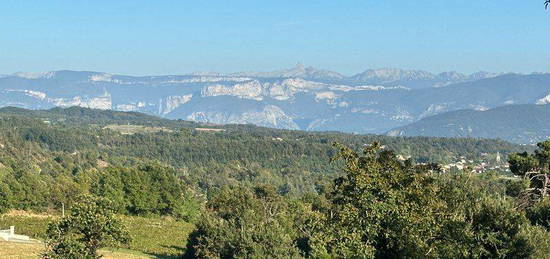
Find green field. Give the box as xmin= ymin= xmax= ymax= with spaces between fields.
xmin=0 ymin=211 xmax=194 ymax=258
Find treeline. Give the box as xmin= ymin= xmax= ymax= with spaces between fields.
xmin=0 ymin=162 xmax=200 ymax=221
xmin=0 ymin=106 xmax=200 ymax=128
xmin=0 ymin=107 xmax=527 ymax=164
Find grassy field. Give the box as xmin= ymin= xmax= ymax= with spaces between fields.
xmin=103 ymin=124 xmax=173 ymax=135
xmin=118 ymin=215 xmax=193 ymax=257
xmin=0 ymin=211 xmax=194 ymax=258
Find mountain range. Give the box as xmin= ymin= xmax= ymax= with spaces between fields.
xmin=1 ymin=65 xmax=549 ymax=143
xmin=230 ymin=63 xmax=502 ymax=88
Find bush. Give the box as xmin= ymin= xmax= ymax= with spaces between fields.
xmin=44 ymin=195 xmax=129 ymax=259
xmin=468 ymin=197 xmax=537 ymax=258
xmin=505 ymin=179 xmax=530 ymax=198
xmin=526 ymin=198 xmax=550 ymax=231
xmin=185 ymin=186 xmax=308 ymax=258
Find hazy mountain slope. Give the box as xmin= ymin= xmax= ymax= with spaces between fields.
xmin=348 ymin=68 xmax=500 ymax=88
xmin=231 ymin=63 xmax=346 ymax=82
xmin=0 ymin=68 xmax=548 ymax=136
xmin=387 ymin=104 xmax=550 ymax=144
xmin=232 ymin=65 xmax=500 ymax=88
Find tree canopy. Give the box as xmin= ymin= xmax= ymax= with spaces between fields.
xmin=509 ymin=140 xmax=550 ymax=206
xmin=186 ymin=142 xmax=550 ymax=258
xmin=43 ymin=195 xmax=129 ymax=259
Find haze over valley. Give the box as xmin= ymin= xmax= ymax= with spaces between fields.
xmin=2 ymin=64 xmax=549 ymax=144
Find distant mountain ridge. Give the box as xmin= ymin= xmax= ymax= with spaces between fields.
xmin=348 ymin=68 xmax=501 ymax=88
xmin=5 ymin=64 xmax=504 ymax=88
xmin=387 ymin=104 xmax=550 ymax=144
xmin=230 ymin=63 xmax=346 ymax=82
xmin=0 ymin=66 xmax=549 ymax=143
xmin=230 ymin=64 xmax=502 ymax=88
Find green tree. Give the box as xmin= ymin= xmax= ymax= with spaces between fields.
xmin=468 ymin=197 xmax=539 ymax=258
xmin=309 ymin=142 xmax=451 ymax=258
xmin=509 ymin=140 xmax=550 ymax=205
xmin=185 ymin=185 xmax=309 ymax=258
xmin=0 ymin=180 xmax=11 ymax=213
xmin=309 ymin=142 xmax=550 ymax=258
xmin=91 ymin=165 xmax=201 ymax=220
xmin=526 ymin=198 xmax=550 ymax=231
xmin=43 ymin=195 xmax=129 ymax=259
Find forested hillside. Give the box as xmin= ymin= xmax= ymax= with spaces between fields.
xmin=0 ymin=107 xmax=548 ymax=258
xmin=0 ymin=107 xmax=526 ymax=209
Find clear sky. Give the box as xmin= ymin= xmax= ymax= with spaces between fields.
xmin=1 ymin=0 xmax=549 ymax=76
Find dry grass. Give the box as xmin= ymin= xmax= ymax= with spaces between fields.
xmin=0 ymin=241 xmax=44 ymax=259
xmin=103 ymin=125 xmax=172 ymax=135
xmin=0 ymin=241 xmax=161 ymax=259
xmin=100 ymin=248 xmax=159 ymax=259
xmin=3 ymin=210 xmax=55 ymax=219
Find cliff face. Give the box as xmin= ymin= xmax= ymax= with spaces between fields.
xmin=1 ymin=69 xmax=549 ymax=136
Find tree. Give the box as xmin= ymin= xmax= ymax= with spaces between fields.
xmin=309 ymin=142 xmax=549 ymax=258
xmin=185 ymin=185 xmax=309 ymax=258
xmin=526 ymin=198 xmax=550 ymax=231
xmin=468 ymin=197 xmax=540 ymax=258
xmin=43 ymin=195 xmax=129 ymax=259
xmin=509 ymin=140 xmax=550 ymax=206
xmin=309 ymin=142 xmax=449 ymax=258
xmin=91 ymin=165 xmax=202 ymax=220
xmin=0 ymin=181 xmax=11 ymax=213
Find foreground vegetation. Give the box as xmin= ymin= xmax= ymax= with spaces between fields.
xmin=185 ymin=142 xmax=550 ymax=258
xmin=0 ymin=211 xmax=192 ymax=257
xmin=0 ymin=107 xmax=548 ymax=258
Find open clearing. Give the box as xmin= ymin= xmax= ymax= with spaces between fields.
xmin=103 ymin=124 xmax=173 ymax=135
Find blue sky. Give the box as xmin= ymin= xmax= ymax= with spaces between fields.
xmin=1 ymin=0 xmax=549 ymax=75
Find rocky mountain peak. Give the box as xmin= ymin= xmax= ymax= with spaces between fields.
xmin=230 ymin=64 xmax=345 ymax=81
xmin=437 ymin=71 xmax=467 ymax=81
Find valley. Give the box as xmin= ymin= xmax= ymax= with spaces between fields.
xmin=2 ymin=66 xmax=548 ymax=143
xmin=0 ymin=107 xmax=548 ymax=258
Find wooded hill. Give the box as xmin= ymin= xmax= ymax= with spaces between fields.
xmin=0 ymin=107 xmax=527 ymax=211
xmin=0 ymin=107 xmax=548 ymax=258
